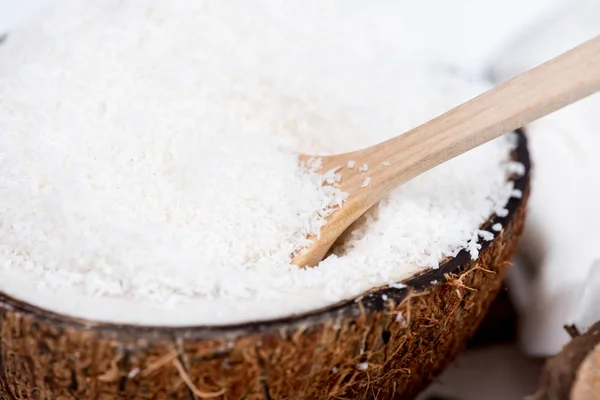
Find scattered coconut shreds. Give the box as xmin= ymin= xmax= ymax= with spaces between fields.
xmin=492 ymin=223 xmax=503 ymax=232
xmin=389 ymin=283 xmax=407 ymax=289
xmin=357 ymin=362 xmax=369 ymax=371
xmin=0 ymin=0 xmax=519 ymax=326
xmin=467 ymin=234 xmax=483 ymax=260
xmin=381 ymin=294 xmax=388 ymax=301
xmin=382 ymin=162 xmax=391 ymax=167
xmin=347 ymin=160 xmax=356 ymax=168
xmin=322 ymin=166 xmax=344 ymax=185
xmin=128 ymin=368 xmax=140 ymax=379
xmin=507 ymin=161 xmax=526 ymax=177
xmin=331 ymin=367 xmax=338 ymax=374
xmin=395 ymin=312 xmax=406 ymax=324
xmin=497 ymin=208 xmax=510 ymax=218
xmin=361 ymin=177 xmax=371 ymax=188
xmin=305 ymin=157 xmax=324 ymax=173
xmin=506 ymin=131 xmax=520 ymax=150
xmin=478 ymin=230 xmax=494 ymax=242
xmin=511 ymin=189 xmax=523 ymax=199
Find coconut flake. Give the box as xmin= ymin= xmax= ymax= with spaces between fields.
xmin=478 ymin=230 xmax=494 ymax=242
xmin=357 ymin=362 xmax=369 ymax=371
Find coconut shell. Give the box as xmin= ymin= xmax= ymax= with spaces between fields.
xmin=533 ymin=321 xmax=600 ymax=400
xmin=0 ymin=132 xmax=530 ymax=400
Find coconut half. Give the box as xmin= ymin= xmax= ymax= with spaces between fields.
xmin=0 ymin=132 xmax=530 ymax=400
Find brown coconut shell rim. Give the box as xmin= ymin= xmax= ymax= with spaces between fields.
xmin=0 ymin=130 xmax=530 ymax=342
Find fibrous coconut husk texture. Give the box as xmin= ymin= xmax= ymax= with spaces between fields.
xmin=0 ymin=134 xmax=530 ymax=400
xmin=467 ymin=285 xmax=518 ymax=348
xmin=533 ymin=321 xmax=600 ymax=400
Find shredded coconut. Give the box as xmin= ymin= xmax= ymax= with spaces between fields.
xmin=361 ymin=177 xmax=371 ymax=188
xmin=357 ymin=362 xmax=369 ymax=371
xmin=382 ymin=162 xmax=391 ymax=167
xmin=0 ymin=0 xmax=518 ymax=326
xmin=492 ymin=223 xmax=503 ymax=232
xmin=347 ymin=160 xmax=356 ymax=169
xmin=389 ymin=283 xmax=407 ymax=289
xmin=507 ymin=161 xmax=526 ymax=177
xmin=496 ymin=208 xmax=510 ymax=218
xmin=478 ymin=230 xmax=495 ymax=242
xmin=358 ymin=164 xmax=369 ymax=172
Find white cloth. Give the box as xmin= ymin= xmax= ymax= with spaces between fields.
xmin=490 ymin=0 xmax=600 ymax=356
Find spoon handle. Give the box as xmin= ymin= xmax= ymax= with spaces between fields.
xmin=370 ymin=35 xmax=600 ymax=193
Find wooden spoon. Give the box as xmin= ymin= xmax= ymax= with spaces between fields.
xmin=293 ymin=35 xmax=600 ymax=268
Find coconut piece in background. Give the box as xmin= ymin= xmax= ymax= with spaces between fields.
xmin=534 ymin=321 xmax=600 ymax=400
xmin=489 ymin=0 xmax=600 ymax=357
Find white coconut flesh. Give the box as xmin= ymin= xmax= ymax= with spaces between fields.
xmin=0 ymin=0 xmax=522 ymax=326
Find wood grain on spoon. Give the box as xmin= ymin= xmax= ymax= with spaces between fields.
xmin=293 ymin=35 xmax=600 ymax=268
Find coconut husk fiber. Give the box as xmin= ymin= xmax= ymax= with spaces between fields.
xmin=0 ymin=132 xmax=530 ymax=400
xmin=467 ymin=284 xmax=518 ymax=348
xmin=532 ymin=321 xmax=600 ymax=400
